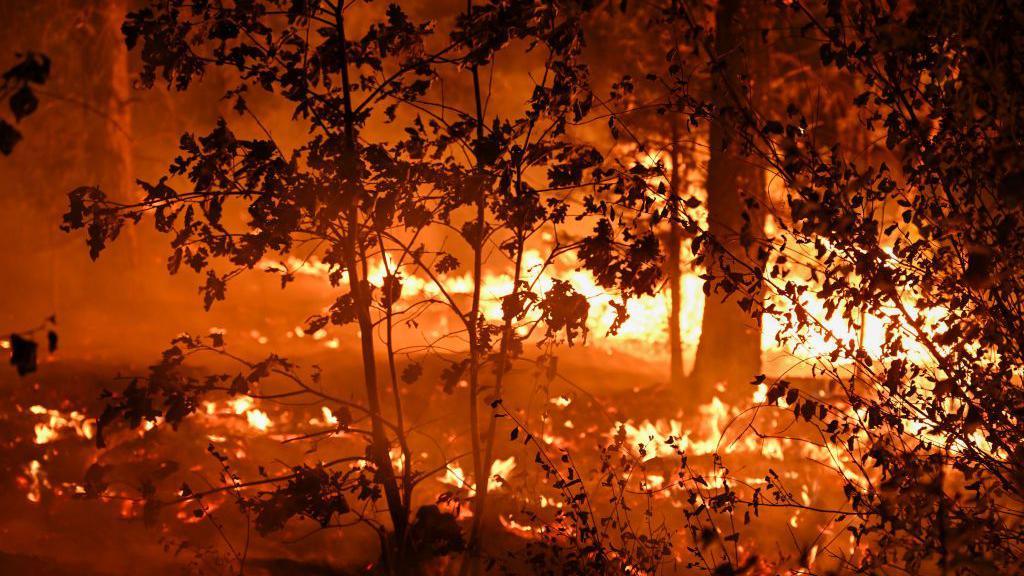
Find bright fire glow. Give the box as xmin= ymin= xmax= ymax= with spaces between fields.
xmin=29 ymin=405 xmax=95 ymax=445
xmin=262 ymin=244 xmax=939 ymax=378
xmin=204 ymin=397 xmax=273 ymax=432
xmin=440 ymin=457 xmax=517 ymax=496
xmin=22 ymin=460 xmax=46 ymax=503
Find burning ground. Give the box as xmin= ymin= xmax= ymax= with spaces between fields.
xmin=0 ymin=307 xmax=880 ymax=575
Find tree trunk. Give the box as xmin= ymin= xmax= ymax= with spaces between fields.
xmin=464 ymin=20 xmax=492 ymax=570
xmin=667 ymin=123 xmax=684 ymax=386
xmin=336 ymin=5 xmax=408 ymax=563
xmin=690 ymin=0 xmax=767 ymax=401
xmin=0 ymin=0 xmax=134 ymax=331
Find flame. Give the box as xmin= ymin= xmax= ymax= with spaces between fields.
xmin=499 ymin=515 xmax=539 ymax=537
xmin=203 ymin=397 xmax=273 ymax=432
xmin=29 ymin=405 xmax=95 ymax=444
xmin=644 ymin=474 xmax=666 ymax=490
xmin=550 ymin=396 xmax=572 ymax=407
xmin=309 ymin=406 xmax=339 ymax=427
xmin=245 ymin=409 xmax=272 ymax=431
xmin=260 ymin=251 xmax=706 ymax=360
xmin=538 ymin=494 xmax=562 ymax=509
xmin=227 ymin=397 xmax=253 ymax=414
xmin=228 ymin=398 xmax=272 ymax=431
xmin=615 ymin=395 xmax=786 ymax=463
xmin=261 ymin=238 xmax=949 ymax=380
xmin=488 ymin=456 xmax=516 ymax=491
xmin=390 ymin=447 xmax=405 ymax=475
xmin=22 ymin=460 xmax=46 ymax=503
xmin=439 ymin=457 xmax=517 ymax=496
xmin=440 ymin=464 xmax=471 ymax=492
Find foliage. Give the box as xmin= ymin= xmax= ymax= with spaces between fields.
xmin=0 ymin=51 xmax=49 ymax=155
xmin=5 ymin=315 xmax=57 ymax=376
xmin=626 ymin=0 xmax=1024 ymax=573
xmin=59 ymin=0 xmax=662 ymax=572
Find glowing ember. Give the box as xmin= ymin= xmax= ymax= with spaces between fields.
xmin=499 ymin=515 xmax=539 ymax=537
xmin=29 ymin=405 xmax=95 ymax=445
xmin=440 ymin=457 xmax=517 ymax=496
xmin=309 ymin=406 xmax=339 ymax=427
xmin=245 ymin=409 xmax=272 ymax=431
xmin=615 ymin=395 xmax=786 ymax=463
xmin=22 ymin=460 xmax=46 ymax=503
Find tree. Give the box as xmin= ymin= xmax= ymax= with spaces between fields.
xmin=60 ymin=0 xmax=662 ymax=571
xmin=584 ymin=0 xmax=707 ymax=388
xmin=657 ymin=0 xmax=1024 ymax=571
xmin=689 ymin=0 xmax=768 ymax=401
xmin=665 ymin=121 xmax=687 ymax=386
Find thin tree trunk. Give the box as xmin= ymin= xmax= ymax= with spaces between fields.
xmin=467 ymin=235 xmax=524 ymax=576
xmin=667 ymin=122 xmax=684 ymax=386
xmin=102 ymin=0 xmax=139 ymax=288
xmin=344 ymin=222 xmax=408 ymax=552
xmin=691 ymin=0 xmax=767 ymax=401
xmin=464 ymin=13 xmax=490 ymax=568
xmin=336 ymin=5 xmax=408 ymax=562
xmin=379 ymin=234 xmax=413 ymax=517
xmin=102 ymin=0 xmax=133 ymax=203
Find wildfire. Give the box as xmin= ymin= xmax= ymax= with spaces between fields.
xmin=260 ymin=246 xmax=938 ymax=379
xmin=440 ymin=457 xmax=517 ymax=496
xmin=203 ymin=397 xmax=273 ymax=432
xmin=29 ymin=404 xmax=95 ymax=445
xmin=261 ymin=251 xmax=706 ymax=361
xmin=21 ymin=460 xmax=46 ymax=503
xmin=615 ymin=395 xmax=786 ymax=462
xmin=309 ymin=406 xmax=340 ymax=427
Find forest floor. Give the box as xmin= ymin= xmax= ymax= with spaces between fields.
xmin=0 ymin=341 xmax=839 ymax=574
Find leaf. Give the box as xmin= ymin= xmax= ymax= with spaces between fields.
xmin=434 ymin=253 xmax=460 ymax=274
xmin=401 ymin=362 xmax=422 ymax=384
xmin=3 ymin=52 xmax=50 ymax=84
xmin=410 ymin=505 xmax=465 ymax=556
xmin=785 ymin=388 xmax=799 ymax=406
xmin=229 ymin=374 xmax=248 ymax=396
xmin=9 ymin=85 xmax=38 ymax=121
xmin=538 ymin=280 xmax=590 ymax=345
xmin=0 ymin=119 xmax=22 ymax=155
xmin=9 ymin=333 xmax=38 ymax=376
xmin=441 ymin=360 xmax=468 ymax=394
xmin=252 ymin=465 xmax=350 ymax=535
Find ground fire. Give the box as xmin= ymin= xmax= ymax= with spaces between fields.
xmin=1 ymin=0 xmax=1022 ymax=575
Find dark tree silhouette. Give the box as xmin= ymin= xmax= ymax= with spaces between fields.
xmin=689 ymin=0 xmax=767 ymax=401
xmin=59 ymin=0 xmax=663 ymax=572
xmin=0 ymin=52 xmax=49 ymax=155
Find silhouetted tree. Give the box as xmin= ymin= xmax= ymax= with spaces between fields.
xmin=689 ymin=0 xmax=768 ymax=400
xmin=60 ymin=0 xmax=663 ymax=572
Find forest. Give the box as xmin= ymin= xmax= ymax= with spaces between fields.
xmin=0 ymin=0 xmax=1021 ymax=574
